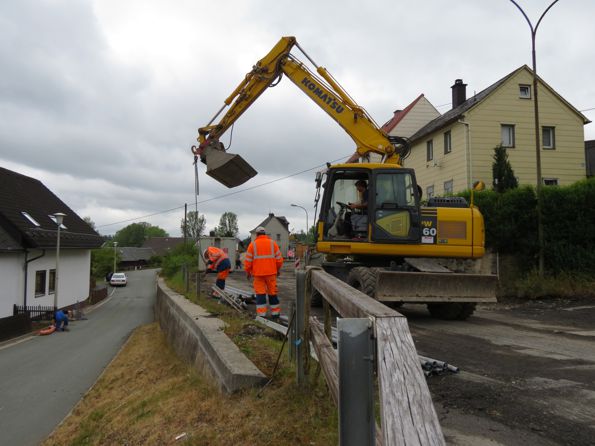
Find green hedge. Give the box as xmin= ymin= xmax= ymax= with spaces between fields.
xmin=460 ymin=177 xmax=595 ymax=274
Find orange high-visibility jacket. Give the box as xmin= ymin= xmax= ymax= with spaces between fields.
xmin=205 ymin=246 xmax=228 ymax=270
xmin=244 ymin=235 xmax=283 ymax=276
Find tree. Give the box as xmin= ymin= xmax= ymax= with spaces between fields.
xmin=181 ymin=211 xmax=206 ymax=239
xmin=114 ymin=222 xmax=169 ymax=247
xmin=215 ymin=212 xmax=239 ymax=237
xmin=83 ymin=216 xmax=96 ymax=231
xmin=492 ymin=144 xmax=518 ymax=193
xmin=91 ymin=246 xmax=119 ymax=278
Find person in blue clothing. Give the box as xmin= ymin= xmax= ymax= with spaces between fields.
xmin=54 ymin=309 xmax=69 ymax=332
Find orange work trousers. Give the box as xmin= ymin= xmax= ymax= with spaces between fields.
xmin=252 ymin=275 xmax=277 ymax=295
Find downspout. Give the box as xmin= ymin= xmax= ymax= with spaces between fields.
xmin=24 ymin=249 xmax=46 ymax=307
xmin=457 ymin=118 xmax=472 ymax=188
xmin=458 ymin=118 xmax=474 ymax=257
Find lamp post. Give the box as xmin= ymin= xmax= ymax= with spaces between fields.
xmin=291 ymin=204 xmax=310 ymax=268
xmin=53 ymin=212 xmax=66 ymax=310
xmin=291 ymin=204 xmax=309 ymax=242
xmin=113 ymin=241 xmax=118 ymax=273
xmin=509 ymin=0 xmax=559 ymax=278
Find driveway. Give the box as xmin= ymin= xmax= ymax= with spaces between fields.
xmin=0 ymin=268 xmax=157 ymax=446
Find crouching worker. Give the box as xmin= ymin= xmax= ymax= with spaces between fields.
xmin=54 ymin=309 xmax=69 ymax=332
xmin=203 ymin=246 xmax=231 ymax=293
xmin=244 ymin=227 xmax=284 ymax=320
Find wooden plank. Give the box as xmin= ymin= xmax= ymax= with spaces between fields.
xmin=310 ymin=318 xmax=339 ymax=405
xmin=309 ymin=268 xmax=402 ymax=319
xmin=375 ymin=317 xmax=445 ymax=446
xmin=310 ymin=318 xmax=384 ymax=446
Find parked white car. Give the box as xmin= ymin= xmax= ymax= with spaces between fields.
xmin=110 ymin=272 xmax=127 ymax=287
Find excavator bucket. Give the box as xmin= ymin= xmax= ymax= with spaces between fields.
xmin=375 ymin=271 xmax=498 ymax=303
xmin=203 ymin=144 xmax=257 ymax=188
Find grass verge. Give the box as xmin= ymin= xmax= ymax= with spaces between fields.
xmin=43 ymin=279 xmax=338 ymax=446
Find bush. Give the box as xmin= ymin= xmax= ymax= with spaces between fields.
xmin=160 ymin=243 xmax=198 ymax=278
xmin=460 ymin=177 xmax=595 ymax=275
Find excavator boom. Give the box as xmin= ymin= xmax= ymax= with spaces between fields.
xmin=194 ymin=36 xmax=403 ymax=188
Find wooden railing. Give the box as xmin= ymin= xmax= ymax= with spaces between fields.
xmin=293 ymin=267 xmax=444 ymax=446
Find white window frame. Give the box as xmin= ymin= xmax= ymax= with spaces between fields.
xmin=444 ymin=180 xmax=454 ymax=195
xmin=426 ymin=185 xmax=435 ymax=199
xmin=444 ymin=131 xmax=452 ymax=154
xmin=543 ymin=178 xmax=559 ymax=186
xmin=542 ymin=126 xmax=555 ymax=149
xmin=501 ymin=124 xmax=515 ymax=148
xmin=426 ymin=140 xmax=434 ymax=162
xmin=519 ymin=84 xmax=531 ymax=99
xmin=35 ymin=270 xmax=46 ymax=297
xmin=22 ymin=212 xmax=40 ymax=227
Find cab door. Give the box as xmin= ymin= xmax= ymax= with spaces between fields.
xmin=371 ymin=169 xmax=421 ymax=243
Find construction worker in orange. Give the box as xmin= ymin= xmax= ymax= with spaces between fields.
xmin=203 ymin=246 xmax=232 ymax=292
xmin=244 ymin=227 xmax=284 ymax=320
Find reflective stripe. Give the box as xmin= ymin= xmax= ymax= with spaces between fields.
xmin=256 ymin=306 xmax=268 ymax=315
xmin=270 ymin=306 xmax=281 ymax=315
xmin=253 ymin=239 xmax=276 ymax=259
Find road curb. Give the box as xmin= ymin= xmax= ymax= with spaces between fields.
xmin=155 ymin=278 xmax=266 ymax=394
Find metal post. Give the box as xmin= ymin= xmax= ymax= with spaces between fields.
xmin=288 ymin=300 xmax=296 ymax=362
xmin=338 ymin=318 xmax=375 ymax=446
xmin=510 ymin=0 xmax=560 ymax=277
xmin=54 ymin=224 xmax=61 ymax=310
xmin=113 ymin=241 xmax=118 ymax=273
xmin=295 ymin=270 xmax=306 ymax=386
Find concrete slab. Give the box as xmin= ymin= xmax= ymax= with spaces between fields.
xmin=155 ymin=279 xmax=266 ymax=394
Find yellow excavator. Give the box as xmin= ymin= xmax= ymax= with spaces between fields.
xmin=193 ymin=36 xmax=497 ymax=319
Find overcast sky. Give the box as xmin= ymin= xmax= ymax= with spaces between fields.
xmin=1 ymin=0 xmax=593 ymax=239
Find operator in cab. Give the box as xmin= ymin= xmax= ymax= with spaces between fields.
xmin=348 ymin=179 xmax=368 ymax=213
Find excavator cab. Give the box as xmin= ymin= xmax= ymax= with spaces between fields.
xmin=319 ymin=165 xmax=421 ymax=245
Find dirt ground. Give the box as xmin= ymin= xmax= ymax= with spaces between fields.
xmin=212 ymin=264 xmax=595 ymax=446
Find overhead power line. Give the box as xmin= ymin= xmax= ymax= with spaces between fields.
xmin=96 ymin=154 xmax=351 ymax=229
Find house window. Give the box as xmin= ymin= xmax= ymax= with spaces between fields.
xmin=35 ymin=270 xmax=46 ymax=297
xmin=426 ymin=185 xmax=435 ymax=199
xmin=543 ymin=178 xmax=559 ymax=186
xmin=49 ymin=269 xmax=56 ymax=294
xmin=519 ymin=84 xmax=531 ymax=99
xmin=542 ymin=127 xmax=555 ymax=149
xmin=501 ymin=124 xmax=515 ymax=148
xmin=444 ymin=131 xmax=452 ymax=154
xmin=276 ymin=234 xmax=281 ymax=242
xmin=21 ymin=212 xmax=40 ymax=227
xmin=444 ymin=180 xmax=454 ymax=195
xmin=426 ymin=140 xmax=434 ymax=162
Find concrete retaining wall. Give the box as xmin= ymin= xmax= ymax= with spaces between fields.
xmin=155 ymin=279 xmax=266 ymax=393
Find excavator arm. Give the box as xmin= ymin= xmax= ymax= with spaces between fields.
xmin=194 ymin=36 xmax=405 ymax=188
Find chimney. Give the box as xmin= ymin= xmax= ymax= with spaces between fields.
xmin=451 ymin=79 xmax=467 ymax=108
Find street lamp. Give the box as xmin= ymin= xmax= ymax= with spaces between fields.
xmin=291 ymin=204 xmax=309 ymax=241
xmin=113 ymin=241 xmax=118 ymax=273
xmin=53 ymin=212 xmax=66 ymax=310
xmin=509 ymin=0 xmax=559 ymax=277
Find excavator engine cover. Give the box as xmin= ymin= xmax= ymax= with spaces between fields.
xmin=203 ymin=143 xmax=257 ymax=188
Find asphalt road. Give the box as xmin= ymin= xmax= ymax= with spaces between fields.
xmin=218 ymin=265 xmax=595 ymax=445
xmin=0 ymin=268 xmax=157 ymax=446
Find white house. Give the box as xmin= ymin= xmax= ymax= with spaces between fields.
xmin=250 ymin=213 xmax=290 ymax=257
xmin=0 ymin=167 xmax=103 ymax=318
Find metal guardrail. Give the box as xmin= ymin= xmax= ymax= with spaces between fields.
xmin=293 ymin=267 xmax=445 ymax=446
